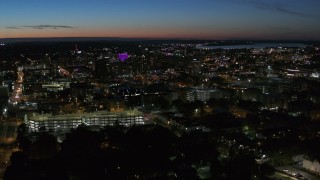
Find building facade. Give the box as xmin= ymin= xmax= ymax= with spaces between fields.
xmin=27 ymin=110 xmax=144 ymax=132
xmin=303 ymin=158 xmax=320 ymax=173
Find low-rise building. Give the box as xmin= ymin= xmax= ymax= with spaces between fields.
xmin=303 ymin=156 xmax=320 ymax=173
xmin=26 ymin=109 xmax=144 ymax=132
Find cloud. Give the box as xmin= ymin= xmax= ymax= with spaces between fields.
xmin=5 ymin=25 xmax=77 ymax=30
xmin=269 ymin=26 xmax=291 ymax=31
xmin=275 ymin=7 xmax=311 ymax=17
xmin=228 ymin=0 xmax=312 ymax=18
xmin=5 ymin=26 xmax=22 ymax=29
xmin=23 ymin=25 xmax=77 ymax=29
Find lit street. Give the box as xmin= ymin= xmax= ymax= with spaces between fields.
xmin=275 ymin=165 xmax=320 ymax=180
xmin=0 ymin=121 xmax=21 ymax=179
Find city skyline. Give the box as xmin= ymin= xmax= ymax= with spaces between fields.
xmin=1 ymin=0 xmax=320 ymax=40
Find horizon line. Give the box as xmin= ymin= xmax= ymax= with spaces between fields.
xmin=0 ymin=36 xmax=319 ymax=43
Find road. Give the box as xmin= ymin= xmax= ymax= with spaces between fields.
xmin=0 ymin=122 xmax=19 ymax=145
xmin=275 ymin=165 xmax=320 ymax=180
xmin=269 ymin=171 xmax=298 ymax=180
xmin=0 ymin=120 xmax=21 ymax=179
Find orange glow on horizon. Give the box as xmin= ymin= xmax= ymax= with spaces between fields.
xmin=0 ymin=27 xmax=303 ymax=40
xmin=0 ymin=27 xmax=251 ymax=40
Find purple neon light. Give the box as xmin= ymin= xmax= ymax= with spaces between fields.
xmin=118 ymin=53 xmax=129 ymax=62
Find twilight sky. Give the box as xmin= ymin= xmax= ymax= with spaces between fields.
xmin=1 ymin=0 xmax=320 ymax=40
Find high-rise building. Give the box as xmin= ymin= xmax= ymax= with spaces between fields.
xmin=95 ymin=57 xmax=111 ymax=79
xmin=136 ymin=55 xmax=149 ymax=74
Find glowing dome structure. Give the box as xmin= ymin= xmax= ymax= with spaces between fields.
xmin=118 ymin=53 xmax=129 ymax=62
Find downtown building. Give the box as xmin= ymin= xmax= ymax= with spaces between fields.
xmin=26 ymin=109 xmax=144 ymax=133
xmin=184 ymin=86 xmax=218 ymax=102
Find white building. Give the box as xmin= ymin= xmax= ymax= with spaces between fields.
xmin=303 ymin=157 xmax=320 ymax=173
xmin=186 ymin=86 xmax=216 ymax=102
xmin=27 ymin=110 xmax=144 ymax=132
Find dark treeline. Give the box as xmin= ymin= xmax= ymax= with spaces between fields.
xmin=4 ymin=124 xmax=267 ymax=180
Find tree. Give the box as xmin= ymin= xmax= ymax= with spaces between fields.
xmin=224 ymin=150 xmax=256 ymax=179
xmin=59 ymin=125 xmax=105 ymax=179
xmin=122 ymin=125 xmax=176 ymax=178
xmin=155 ymin=97 xmax=170 ymax=109
xmin=16 ymin=123 xmax=31 ymax=152
xmin=33 ymin=132 xmax=58 ymax=159
xmin=3 ymin=152 xmax=28 ymax=180
xmin=210 ymin=156 xmax=223 ymax=180
xmin=178 ymin=131 xmax=218 ymax=166
xmin=237 ymin=100 xmax=262 ymax=112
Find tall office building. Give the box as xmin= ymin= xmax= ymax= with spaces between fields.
xmin=137 ymin=55 xmax=149 ymax=74
xmin=95 ymin=57 xmax=111 ymax=79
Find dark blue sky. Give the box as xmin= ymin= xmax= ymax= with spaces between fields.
xmin=1 ymin=0 xmax=320 ymax=40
